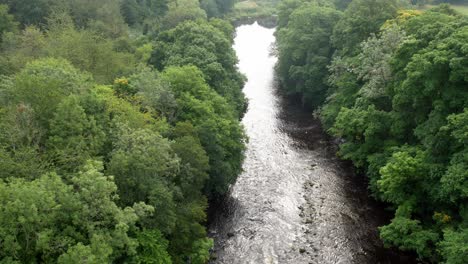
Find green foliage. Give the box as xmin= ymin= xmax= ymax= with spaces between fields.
xmin=0 ymin=146 xmax=47 ymax=180
xmin=276 ymin=0 xmax=306 ymax=28
xmin=135 ymin=229 xmax=173 ymax=264
xmin=57 ymin=242 xmax=112 ymax=264
xmin=5 ymin=58 xmax=92 ymax=127
xmin=107 ymin=124 xmax=179 ymax=233
xmin=0 ymin=0 xmax=61 ymax=25
xmin=187 ymin=238 xmax=214 ymax=264
xmin=46 ymin=96 xmax=105 ymax=172
xmin=319 ymin=56 xmax=361 ymax=128
xmin=0 ymin=0 xmax=129 ymax=37
xmin=171 ymin=127 xmax=210 ymax=195
xmin=0 ymin=4 xmax=17 ymax=40
xmin=438 ymin=109 xmax=468 ymax=204
xmin=201 ymin=0 xmax=221 ymax=17
xmin=276 ymin=2 xmax=342 ymax=108
xmin=227 ymin=0 xmax=279 ymax=23
xmin=380 ymin=203 xmax=439 ymax=258
xmin=0 ymin=161 xmax=150 ymax=263
xmin=67 ymin=0 xmax=129 ymax=37
xmin=129 ymin=67 xmax=178 ymax=121
xmin=160 ymin=0 xmax=207 ymax=30
xmin=333 ymin=0 xmax=352 ymax=10
xmin=0 ymin=0 xmax=246 ymax=262
xmin=438 ymin=228 xmax=468 ymax=264
xmin=329 ymin=8 xmax=467 ymax=261
xmin=44 ymin=15 xmax=135 ymax=84
xmin=355 ymin=25 xmax=407 ymax=101
xmin=331 ymin=0 xmax=398 ymax=55
xmin=0 ymin=103 xmax=46 ymax=180
xmin=161 ymin=66 xmax=246 ymax=198
xmin=0 ymin=11 xmax=135 ymax=83
xmin=200 ymin=0 xmax=237 ymax=17
xmin=216 ymin=0 xmax=237 ymax=14
xmin=378 ymin=148 xmax=428 ymax=204
xmin=329 ymin=104 xmax=395 ymax=170
xmin=151 ymin=20 xmax=247 ymax=116
xmin=121 ymin=0 xmax=169 ymax=26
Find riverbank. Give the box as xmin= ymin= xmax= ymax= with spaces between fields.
xmin=227 ymin=0 xmax=278 ymax=28
xmin=231 ymin=15 xmax=277 ymax=28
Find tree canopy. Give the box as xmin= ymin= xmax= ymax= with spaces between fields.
xmin=0 ymin=0 xmax=246 ymax=263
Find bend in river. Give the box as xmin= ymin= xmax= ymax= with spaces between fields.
xmin=209 ymin=22 xmax=416 ymax=264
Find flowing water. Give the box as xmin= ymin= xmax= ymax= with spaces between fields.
xmin=209 ymin=22 xmax=415 ymax=264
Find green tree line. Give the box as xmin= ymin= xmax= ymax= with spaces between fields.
xmin=276 ymin=0 xmax=467 ymax=263
xmin=0 ymin=0 xmax=244 ymax=263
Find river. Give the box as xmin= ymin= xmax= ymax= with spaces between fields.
xmin=209 ymin=22 xmax=416 ymax=264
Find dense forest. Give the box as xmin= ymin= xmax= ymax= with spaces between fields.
xmin=276 ymin=0 xmax=467 ymax=263
xmin=1 ymin=0 xmax=467 ymax=263
xmin=0 ymin=0 xmax=246 ymax=263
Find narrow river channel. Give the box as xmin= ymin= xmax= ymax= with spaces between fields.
xmin=209 ymin=22 xmax=415 ymax=264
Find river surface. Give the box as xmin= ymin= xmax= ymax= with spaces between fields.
xmin=209 ymin=22 xmax=416 ymax=264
